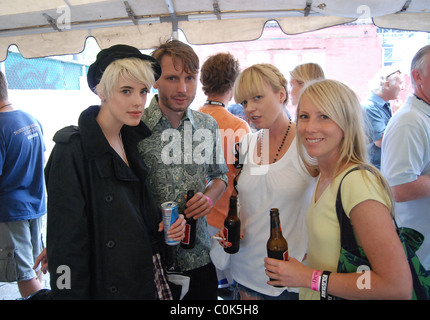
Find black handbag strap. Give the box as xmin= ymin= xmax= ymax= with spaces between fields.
xmin=335 ymin=166 xmax=364 ymax=256
xmin=337 ymin=167 xmax=430 ymax=300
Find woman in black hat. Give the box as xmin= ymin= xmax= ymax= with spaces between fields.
xmin=43 ymin=44 xmax=185 ymax=299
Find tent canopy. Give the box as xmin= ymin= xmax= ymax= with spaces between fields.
xmin=1 ymin=0 xmax=429 ymax=61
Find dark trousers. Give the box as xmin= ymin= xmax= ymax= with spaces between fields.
xmin=182 ymin=262 xmax=218 ymax=300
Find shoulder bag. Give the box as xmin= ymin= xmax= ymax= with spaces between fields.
xmin=335 ymin=166 xmax=430 ymax=300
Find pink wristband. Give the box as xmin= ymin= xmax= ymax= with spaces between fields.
xmin=311 ymin=270 xmax=322 ymax=292
xmin=203 ymin=194 xmax=213 ymax=207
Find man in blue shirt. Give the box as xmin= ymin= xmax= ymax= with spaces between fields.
xmin=0 ymin=71 xmax=46 ymax=298
xmin=362 ymin=66 xmax=404 ymax=169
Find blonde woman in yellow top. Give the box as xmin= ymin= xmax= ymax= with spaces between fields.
xmin=264 ymin=79 xmax=412 ymax=300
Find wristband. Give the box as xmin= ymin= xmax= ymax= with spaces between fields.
xmin=320 ymin=271 xmax=332 ymax=300
xmin=311 ymin=270 xmax=322 ymax=292
xmin=203 ymin=194 xmax=213 ymax=207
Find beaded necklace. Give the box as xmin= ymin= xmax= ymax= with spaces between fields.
xmin=260 ymin=118 xmax=292 ymax=164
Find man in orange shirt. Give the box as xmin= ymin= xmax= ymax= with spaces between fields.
xmin=198 ymin=53 xmax=250 ymax=295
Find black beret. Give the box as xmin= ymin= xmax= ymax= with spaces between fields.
xmin=87 ymin=44 xmax=161 ymax=93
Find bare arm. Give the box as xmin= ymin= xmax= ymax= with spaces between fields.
xmin=265 ymin=200 xmax=412 ymax=299
xmin=327 ymin=200 xmax=412 ymax=299
xmin=391 ymin=175 xmax=430 ymax=202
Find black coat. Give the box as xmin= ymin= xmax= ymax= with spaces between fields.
xmin=45 ymin=105 xmax=163 ymax=299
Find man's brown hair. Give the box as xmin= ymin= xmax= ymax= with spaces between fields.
xmin=152 ymin=39 xmax=199 ymax=74
xmin=200 ymin=52 xmax=239 ymax=96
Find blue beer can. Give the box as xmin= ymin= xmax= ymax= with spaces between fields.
xmin=161 ymin=201 xmax=180 ymax=246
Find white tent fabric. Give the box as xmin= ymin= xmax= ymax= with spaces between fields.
xmin=0 ymin=0 xmax=429 ymax=61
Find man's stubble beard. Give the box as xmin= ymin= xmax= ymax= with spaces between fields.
xmin=158 ymin=92 xmax=196 ymax=113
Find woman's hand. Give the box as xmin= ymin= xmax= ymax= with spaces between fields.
xmin=264 ymin=256 xmax=312 ymax=288
xmin=213 ymin=227 xmax=244 ymax=248
xmin=214 ymin=228 xmax=230 ymax=248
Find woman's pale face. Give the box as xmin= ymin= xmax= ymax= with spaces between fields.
xmin=240 ymin=80 xmax=286 ymax=129
xmin=102 ymin=75 xmax=149 ymax=127
xmin=289 ymin=78 xmax=304 ymax=106
xmin=296 ymin=95 xmax=344 ymax=165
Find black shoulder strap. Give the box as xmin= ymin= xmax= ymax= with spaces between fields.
xmin=335 ymin=166 xmax=363 ymax=255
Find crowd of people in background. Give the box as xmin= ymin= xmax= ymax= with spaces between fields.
xmin=1 ymin=39 xmax=429 ymax=300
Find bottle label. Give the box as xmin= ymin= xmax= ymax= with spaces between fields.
xmin=223 ymin=227 xmax=228 ymax=241
xmin=223 ymin=226 xmax=240 ymax=254
xmin=268 ymin=249 xmax=289 ymax=261
xmin=182 ymin=223 xmax=191 ymax=245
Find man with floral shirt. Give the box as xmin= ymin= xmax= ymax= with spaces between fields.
xmin=138 ymin=40 xmax=228 ymax=300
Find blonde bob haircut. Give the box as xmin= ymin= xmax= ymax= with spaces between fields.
xmin=96 ymin=57 xmax=156 ymax=99
xmin=296 ymin=79 xmax=394 ymax=210
xmin=234 ymin=63 xmax=288 ymax=105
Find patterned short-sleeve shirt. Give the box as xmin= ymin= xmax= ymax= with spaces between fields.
xmin=137 ymin=95 xmax=228 ymax=271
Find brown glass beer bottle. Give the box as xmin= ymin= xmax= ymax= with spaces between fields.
xmin=181 ymin=190 xmax=196 ymax=249
xmin=224 ymin=195 xmax=241 ymax=254
xmin=267 ymin=208 xmax=288 ymax=285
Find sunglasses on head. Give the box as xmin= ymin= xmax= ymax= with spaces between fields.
xmin=385 ymin=70 xmax=401 ymax=80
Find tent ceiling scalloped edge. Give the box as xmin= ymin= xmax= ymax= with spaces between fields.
xmin=0 ymin=0 xmax=429 ymax=61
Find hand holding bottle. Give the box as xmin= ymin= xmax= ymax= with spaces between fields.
xmin=213 ymin=228 xmax=230 ymax=247
xmin=266 ymin=208 xmax=289 ymax=287
xmin=212 ymin=225 xmax=244 ymax=249
xmin=181 ymin=190 xmax=197 ymax=249
xmin=264 ymin=256 xmax=313 ymax=288
xmin=183 ymin=191 xmax=212 ymax=220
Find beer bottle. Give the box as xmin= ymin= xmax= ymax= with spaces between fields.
xmin=181 ymin=190 xmax=196 ymax=249
xmin=267 ymin=208 xmax=288 ymax=286
xmin=224 ymin=195 xmax=241 ymax=254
